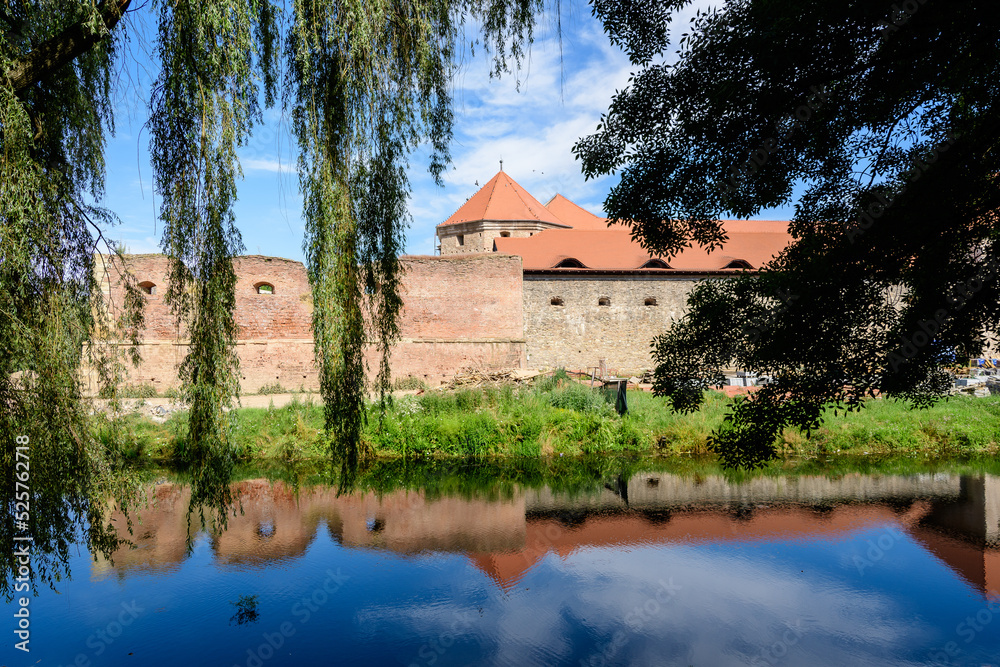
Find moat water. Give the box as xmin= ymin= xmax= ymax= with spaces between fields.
xmin=7 ymin=460 xmax=1000 ymax=666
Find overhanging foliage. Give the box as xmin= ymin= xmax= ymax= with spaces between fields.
xmin=576 ymin=0 xmax=1000 ymax=467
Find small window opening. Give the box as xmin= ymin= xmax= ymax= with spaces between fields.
xmin=554 ymin=258 xmax=586 ymax=268
xmin=457 ymin=234 xmax=465 ymax=246
xmin=644 ymin=297 xmax=658 ymax=306
xmin=723 ymin=259 xmax=753 ymax=269
xmin=138 ymin=281 xmax=156 ymax=295
xmin=255 ymin=282 xmax=274 ymax=294
xmin=550 ymin=296 xmax=564 ymax=306
xmin=598 ymin=297 xmax=611 ymax=306
xmin=641 ymin=259 xmax=671 ymax=269
xmin=500 ymin=231 xmax=510 ymax=237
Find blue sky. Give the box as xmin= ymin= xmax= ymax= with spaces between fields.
xmin=100 ymin=1 xmax=791 ymax=263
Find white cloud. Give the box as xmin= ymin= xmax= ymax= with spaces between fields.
xmin=241 ymin=157 xmax=299 ymax=174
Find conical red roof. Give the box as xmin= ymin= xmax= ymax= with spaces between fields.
xmin=438 ymin=171 xmax=567 ymax=228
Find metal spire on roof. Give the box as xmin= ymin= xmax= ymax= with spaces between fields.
xmin=499 ymin=157 xmax=503 ymax=171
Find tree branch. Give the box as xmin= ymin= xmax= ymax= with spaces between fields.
xmin=2 ymin=0 xmax=132 ymax=93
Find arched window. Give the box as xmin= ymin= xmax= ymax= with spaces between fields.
xmin=644 ymin=297 xmax=658 ymax=306
xmin=554 ymin=258 xmax=586 ymax=268
xmin=641 ymin=259 xmax=671 ymax=269
xmin=723 ymin=259 xmax=753 ymax=269
xmin=138 ymin=281 xmax=156 ymax=295
xmin=598 ymin=297 xmax=611 ymax=306
xmin=550 ymin=296 xmax=564 ymax=306
xmin=499 ymin=231 xmax=510 ymax=237
xmin=255 ymin=282 xmax=274 ymax=294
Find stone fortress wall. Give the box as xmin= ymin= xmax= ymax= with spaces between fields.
xmin=436 ymin=220 xmax=550 ymax=255
xmin=522 ymin=274 xmax=699 ymax=372
xmin=89 ymin=252 xmax=526 ymax=394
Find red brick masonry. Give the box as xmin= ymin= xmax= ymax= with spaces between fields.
xmin=86 ymin=253 xmax=525 ymax=394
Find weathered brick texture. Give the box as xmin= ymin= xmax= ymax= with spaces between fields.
xmin=87 ymin=253 xmax=525 ymax=394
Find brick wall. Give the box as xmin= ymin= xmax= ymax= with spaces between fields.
xmin=522 ymin=273 xmax=704 ymax=374
xmin=87 ymin=253 xmax=525 ymax=394
xmin=381 ymin=254 xmax=526 ymax=384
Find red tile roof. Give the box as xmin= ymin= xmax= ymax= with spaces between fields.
xmin=494 ymin=221 xmax=793 ymax=271
xmin=543 ymin=194 xmax=624 ymax=230
xmin=438 ymin=171 xmax=567 ymax=228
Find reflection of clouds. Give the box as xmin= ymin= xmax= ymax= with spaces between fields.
xmin=368 ymin=543 xmax=932 ymax=667
xmin=561 ymin=546 xmax=922 ymax=667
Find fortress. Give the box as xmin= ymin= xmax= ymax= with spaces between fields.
xmin=94 ymin=171 xmax=792 ymax=393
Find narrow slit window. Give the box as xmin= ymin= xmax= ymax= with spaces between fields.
xmin=457 ymin=234 xmax=465 ymax=246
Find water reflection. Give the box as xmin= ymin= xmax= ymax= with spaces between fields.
xmin=96 ymin=471 xmax=999 ymax=600
xmin=14 ymin=467 xmax=1000 ymax=667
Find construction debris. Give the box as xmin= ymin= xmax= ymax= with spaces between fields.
xmin=445 ymin=367 xmax=543 ymax=389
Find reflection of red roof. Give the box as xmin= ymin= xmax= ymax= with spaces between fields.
xmin=494 ymin=221 xmax=793 ymax=271
xmin=543 ymin=194 xmax=622 ymax=230
xmin=908 ymin=524 xmax=1000 ymax=598
xmin=467 ymin=505 xmax=906 ymax=590
xmin=439 ymin=171 xmax=567 ymax=228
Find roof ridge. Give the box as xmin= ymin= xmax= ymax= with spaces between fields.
xmin=509 ymin=173 xmax=545 ymax=222
xmin=483 ymin=172 xmax=502 ymax=219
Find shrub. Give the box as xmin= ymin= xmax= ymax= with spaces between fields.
xmin=392 ymin=375 xmax=428 ymax=391
xmin=258 ymin=381 xmax=286 ymax=395
xmin=118 ymin=383 xmax=158 ymax=399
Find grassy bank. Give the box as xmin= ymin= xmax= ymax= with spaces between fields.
xmin=94 ymin=372 xmax=1000 ymax=463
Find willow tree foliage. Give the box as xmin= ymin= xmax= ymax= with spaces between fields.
xmin=288 ymin=0 xmax=541 ymax=460
xmin=575 ymin=0 xmax=1000 ymax=467
xmin=2 ymin=0 xmax=543 ymax=592
xmin=149 ymin=0 xmax=278 ymax=518
xmin=1 ymin=0 xmax=144 ymax=596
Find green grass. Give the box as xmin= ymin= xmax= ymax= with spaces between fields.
xmin=95 ymin=375 xmax=1000 ymax=463
xmin=778 ymin=395 xmax=1000 ymax=457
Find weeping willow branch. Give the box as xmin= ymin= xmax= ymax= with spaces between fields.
xmin=289 ymin=0 xmax=541 ymax=460
xmin=149 ymin=0 xmax=278 ymax=519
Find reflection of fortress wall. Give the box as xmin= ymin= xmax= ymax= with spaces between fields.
xmin=910 ymin=475 xmax=1000 ymax=598
xmin=94 ymin=481 xmax=529 ymax=577
xmin=523 ymin=474 xmax=963 ymax=513
xmin=625 ymin=472 xmax=963 ymax=509
xmin=909 ymin=525 xmax=1000 ymax=598
xmin=94 ymin=483 xmax=198 ymax=576
xmin=331 ymin=491 xmax=525 ymax=553
xmin=93 ymin=475 xmax=1000 ymax=601
xmin=212 ymin=480 xmax=325 ymax=565
xmin=923 ymin=475 xmax=1000 ymax=545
